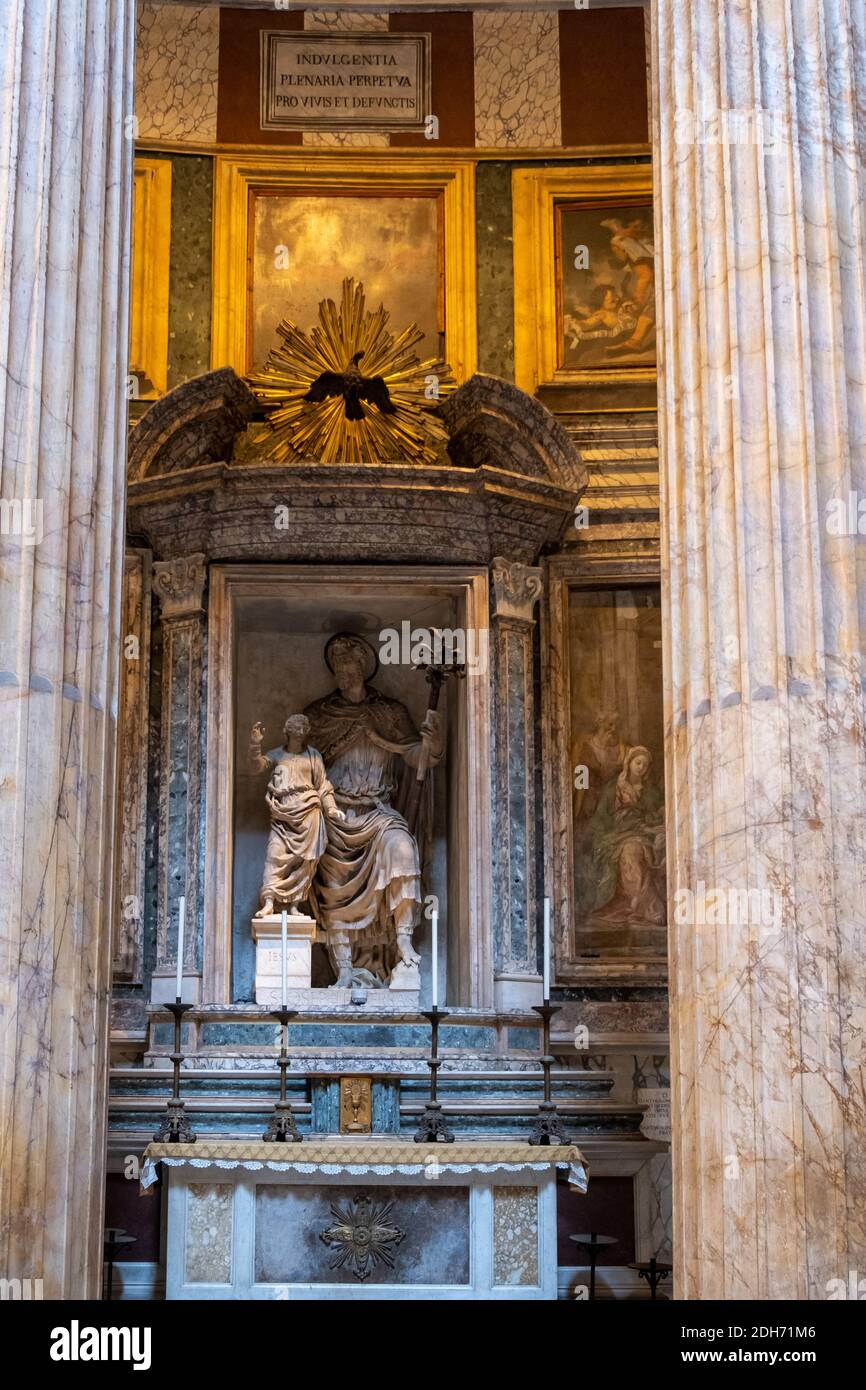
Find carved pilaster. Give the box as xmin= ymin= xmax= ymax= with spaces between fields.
xmin=151 ymin=553 xmax=206 ymax=621
xmin=113 ymin=549 xmax=153 ymax=983
xmin=491 ymin=557 xmax=543 ymax=625
xmin=151 ymin=554 xmax=207 ymax=1003
xmin=490 ymin=558 xmax=543 ymax=1009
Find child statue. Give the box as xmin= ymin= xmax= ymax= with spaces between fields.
xmin=248 ymin=713 xmax=345 ymax=918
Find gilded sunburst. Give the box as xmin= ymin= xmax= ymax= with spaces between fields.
xmin=320 ymin=1194 xmax=406 ymax=1282
xmin=247 ymin=277 xmax=455 ymax=465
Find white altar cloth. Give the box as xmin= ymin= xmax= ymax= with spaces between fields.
xmin=141 ymin=1139 xmax=589 ymax=1193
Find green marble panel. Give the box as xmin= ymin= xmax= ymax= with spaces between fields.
xmin=165 ymin=153 xmax=213 ymax=388
xmin=475 ymin=161 xmax=515 ymax=381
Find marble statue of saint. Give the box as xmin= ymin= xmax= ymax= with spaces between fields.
xmin=248 ymin=713 xmax=346 ymax=917
xmin=303 ymin=632 xmax=443 ymax=988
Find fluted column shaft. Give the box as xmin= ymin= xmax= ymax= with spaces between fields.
xmin=653 ymin=0 xmax=866 ymax=1298
xmin=0 ymin=0 xmax=135 ymax=1298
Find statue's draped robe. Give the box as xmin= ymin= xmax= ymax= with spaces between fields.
xmin=304 ymin=687 xmax=425 ymax=960
xmin=259 ymin=746 xmax=334 ymax=907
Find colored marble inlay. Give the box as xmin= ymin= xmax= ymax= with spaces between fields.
xmin=136 ymin=4 xmax=219 ymax=143
xmin=474 ymin=12 xmax=561 ymax=148
xmin=492 ymin=1185 xmax=539 ymax=1286
xmin=184 ymin=1183 xmax=233 ymax=1284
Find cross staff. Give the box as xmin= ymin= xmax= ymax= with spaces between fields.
xmin=405 ymin=633 xmax=465 ymax=835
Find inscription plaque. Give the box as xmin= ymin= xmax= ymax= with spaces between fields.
xmin=260 ymin=31 xmax=431 ymax=134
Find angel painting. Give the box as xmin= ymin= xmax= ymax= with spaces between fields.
xmin=559 ymin=203 xmax=656 ymax=370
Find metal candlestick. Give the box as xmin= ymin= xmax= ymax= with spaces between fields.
xmin=263 ymin=1007 xmax=303 ymax=1142
xmin=153 ymin=1001 xmax=197 ymax=1144
xmin=103 ymin=1228 xmax=136 ymax=1301
xmin=414 ymin=1006 xmax=454 ymax=1143
xmin=528 ymin=1001 xmax=568 ymax=1145
xmin=629 ymin=1256 xmax=673 ymax=1301
xmin=570 ymin=1232 xmax=618 ymax=1300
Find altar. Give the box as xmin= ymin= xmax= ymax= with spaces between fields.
xmin=143 ymin=1140 xmax=588 ymax=1301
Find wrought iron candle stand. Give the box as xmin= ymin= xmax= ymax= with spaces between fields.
xmin=414 ymin=1006 xmax=454 ymax=1143
xmin=153 ymin=1002 xmax=197 ymax=1144
xmin=528 ymin=1002 xmax=569 ymax=1145
xmin=629 ymin=1255 xmax=673 ymax=1301
xmin=263 ymin=1008 xmax=303 ymax=1142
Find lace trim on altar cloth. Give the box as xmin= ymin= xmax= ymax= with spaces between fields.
xmin=140 ymin=1155 xmax=589 ymax=1192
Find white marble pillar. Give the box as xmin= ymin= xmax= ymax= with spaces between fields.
xmin=653 ymin=0 xmax=866 ymax=1298
xmin=0 ymin=0 xmax=135 ymax=1298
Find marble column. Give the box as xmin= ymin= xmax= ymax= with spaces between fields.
xmin=0 ymin=0 xmax=135 ymax=1298
xmin=490 ymin=557 xmax=544 ymax=1010
xmin=151 ymin=555 xmax=207 ymax=1005
xmin=653 ymin=0 xmax=866 ymax=1298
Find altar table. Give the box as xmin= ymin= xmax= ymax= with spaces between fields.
xmin=143 ymin=1139 xmax=588 ymax=1301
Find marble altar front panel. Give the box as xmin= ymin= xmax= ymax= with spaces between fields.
xmin=255 ymin=1184 xmax=470 ymax=1286
xmin=164 ymin=1162 xmax=560 ymax=1300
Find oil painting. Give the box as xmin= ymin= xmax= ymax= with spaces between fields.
xmin=556 ymin=200 xmax=656 ymax=372
xmin=249 ymin=189 xmax=443 ymax=372
xmin=568 ymin=587 xmax=666 ymax=962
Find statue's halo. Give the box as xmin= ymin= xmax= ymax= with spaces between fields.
xmin=324 ymin=631 xmax=380 ymax=682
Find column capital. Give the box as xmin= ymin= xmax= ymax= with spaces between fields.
xmin=490 ymin=556 xmax=543 ymax=624
xmin=152 ymin=553 xmax=206 ymax=620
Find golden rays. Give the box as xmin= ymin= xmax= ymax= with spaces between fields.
xmin=247 ymin=277 xmax=455 ymax=465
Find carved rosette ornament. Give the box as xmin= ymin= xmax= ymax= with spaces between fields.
xmin=491 ymin=556 xmax=543 ymax=625
xmin=320 ymin=1195 xmax=406 ymax=1281
xmin=151 ymin=553 xmax=207 ymax=621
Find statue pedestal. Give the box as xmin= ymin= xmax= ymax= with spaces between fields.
xmin=295 ymin=987 xmax=419 ymax=1011
xmin=388 ymin=959 xmax=421 ymax=991
xmin=252 ymin=914 xmax=317 ymax=1006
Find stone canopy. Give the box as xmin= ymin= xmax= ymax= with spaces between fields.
xmin=126 ymin=369 xmax=588 ymax=566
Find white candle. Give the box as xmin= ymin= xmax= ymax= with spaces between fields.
xmin=543 ymin=897 xmax=551 ymax=1001
xmin=431 ymin=909 xmax=439 ymax=1008
xmin=175 ymin=896 xmax=185 ymax=1001
xmin=281 ymin=909 xmax=288 ymax=1009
